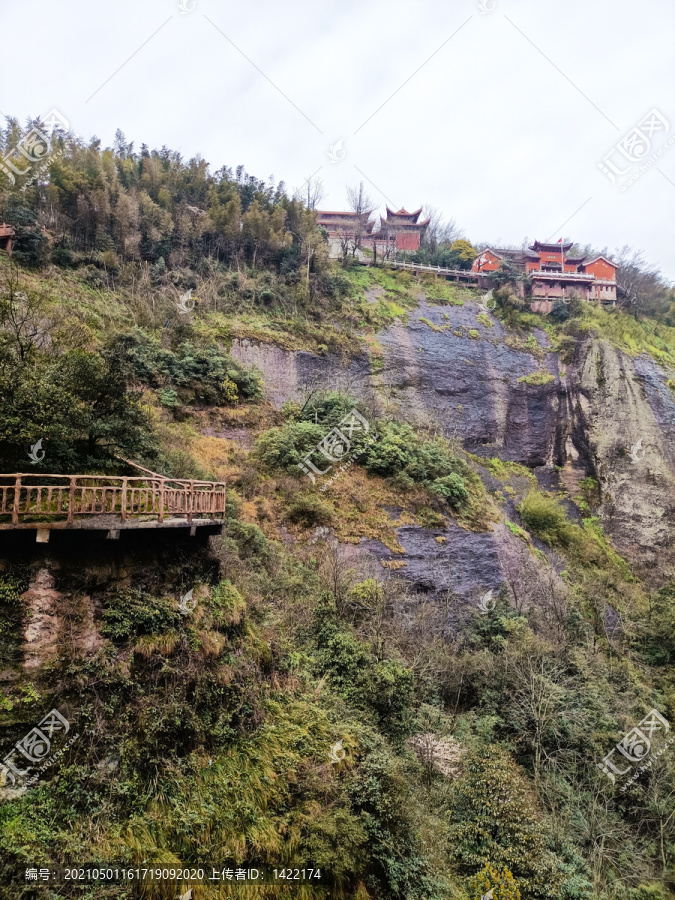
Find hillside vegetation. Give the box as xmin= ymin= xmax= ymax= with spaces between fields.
xmin=0 ymin=125 xmax=674 ymax=900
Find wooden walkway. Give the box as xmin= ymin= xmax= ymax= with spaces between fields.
xmin=387 ymin=260 xmax=479 ymax=281
xmin=0 ymin=471 xmax=226 ymax=541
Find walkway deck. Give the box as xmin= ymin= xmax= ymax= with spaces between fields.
xmin=387 ymin=260 xmax=479 ymax=281
xmin=0 ymin=472 xmax=226 ymax=541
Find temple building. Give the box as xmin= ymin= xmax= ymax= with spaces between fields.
xmin=0 ymin=224 xmax=15 ymax=254
xmin=472 ymin=240 xmax=617 ymax=304
xmin=316 ymin=205 xmax=429 ymax=257
xmin=315 ymin=210 xmax=375 ymax=257
xmin=370 ymin=207 xmax=431 ymax=252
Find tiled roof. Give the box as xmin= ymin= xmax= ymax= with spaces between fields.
xmin=385 ymin=206 xmax=424 ymax=223
xmin=530 ymin=240 xmax=574 ymax=252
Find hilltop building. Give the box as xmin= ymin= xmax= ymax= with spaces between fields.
xmin=0 ymin=224 xmax=15 ymax=254
xmin=368 ymin=207 xmax=431 ymax=252
xmin=473 ymin=240 xmax=617 ymax=304
xmin=315 ymin=210 xmax=375 ymax=257
xmin=316 ymin=205 xmax=429 ymax=258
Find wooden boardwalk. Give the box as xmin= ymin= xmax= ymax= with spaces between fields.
xmin=387 ymin=260 xmax=479 ymax=281
xmin=0 ymin=471 xmax=226 ymax=541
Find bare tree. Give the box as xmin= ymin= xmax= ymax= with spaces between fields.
xmin=614 ymin=245 xmax=672 ymax=318
xmin=421 ymin=205 xmax=462 ymax=252
xmin=345 ymin=182 xmax=375 ymax=257
xmin=294 ymin=173 xmax=327 ymax=210
xmin=335 ymin=225 xmax=353 ymax=262
xmin=318 ymin=540 xmax=356 ymax=608
xmin=0 ymin=261 xmax=50 ymax=361
xmin=346 ymin=181 xmax=375 ymax=216
xmin=507 ymin=656 xmax=571 ymax=788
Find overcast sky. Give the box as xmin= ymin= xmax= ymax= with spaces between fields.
xmin=1 ymin=0 xmax=674 ymax=278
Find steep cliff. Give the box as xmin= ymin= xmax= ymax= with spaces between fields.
xmin=232 ymin=289 xmax=675 ymax=594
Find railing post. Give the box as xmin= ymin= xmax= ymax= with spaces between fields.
xmin=120 ymin=477 xmax=127 ymax=523
xmin=67 ymin=477 xmax=75 ymax=524
xmin=187 ymin=481 xmax=194 ymax=523
xmin=12 ymin=476 xmax=21 ymax=525
xmin=158 ymin=478 xmax=165 ymax=523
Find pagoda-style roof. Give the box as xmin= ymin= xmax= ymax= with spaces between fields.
xmin=385 ymin=206 xmax=425 ymax=224
xmin=530 ymin=240 xmax=573 ymax=253
xmin=379 ymin=213 xmax=430 ymax=234
xmin=316 ymin=210 xmax=375 ymax=233
xmin=316 ymin=210 xmax=373 ymax=222
xmin=483 ymin=247 xmax=539 ymax=261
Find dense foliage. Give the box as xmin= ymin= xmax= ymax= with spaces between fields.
xmin=0 ymin=122 xmax=674 ymax=900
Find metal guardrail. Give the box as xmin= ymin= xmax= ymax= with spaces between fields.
xmin=0 ymin=473 xmax=226 ymax=526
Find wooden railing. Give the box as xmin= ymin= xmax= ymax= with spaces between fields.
xmin=0 ymin=474 xmax=226 ymax=526
xmin=387 ymin=260 xmax=479 ymax=279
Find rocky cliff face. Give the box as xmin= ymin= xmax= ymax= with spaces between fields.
xmin=568 ymin=339 xmax=675 ymax=581
xmin=232 ymin=292 xmax=675 ymax=594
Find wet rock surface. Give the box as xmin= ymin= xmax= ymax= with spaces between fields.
xmin=567 ymin=338 xmax=675 ymax=581
xmin=376 ymin=300 xmax=561 ymax=465
xmin=20 ymin=568 xmax=63 ymax=670
xmin=231 ymin=338 xmax=376 ymax=410
xmin=361 ymin=522 xmax=503 ymax=598
xmin=231 ymin=296 xmax=675 ymax=587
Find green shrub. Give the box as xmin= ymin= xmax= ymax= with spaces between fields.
xmin=299 ymin=391 xmax=362 ymax=429
xmin=431 ymin=473 xmax=468 ymax=508
xmin=518 ymin=490 xmax=574 ymax=547
xmin=157 ymin=388 xmax=179 ymax=408
xmin=253 ymin=421 xmax=325 ymax=471
xmin=0 ymin=573 xmax=28 ymax=665
xmin=362 ymin=423 xmax=463 ymax=482
xmin=362 ymin=422 xmax=419 ymax=477
xmin=468 ymin=864 xmax=521 ymax=900
xmin=314 ymin=609 xmax=413 ymax=737
xmin=286 ymin=494 xmax=335 ymax=527
xmin=549 ymin=300 xmax=570 ymax=323
xmin=102 ymin=588 xmax=181 ymax=642
xmin=207 ymin=580 xmax=246 ymax=631
xmin=517 ymin=371 xmax=555 ymax=386
xmin=448 ymin=747 xmax=569 ymax=898
xmin=110 ymin=332 xmax=261 ymax=405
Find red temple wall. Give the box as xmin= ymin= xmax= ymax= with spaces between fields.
xmin=585 ymin=258 xmax=616 ymax=280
